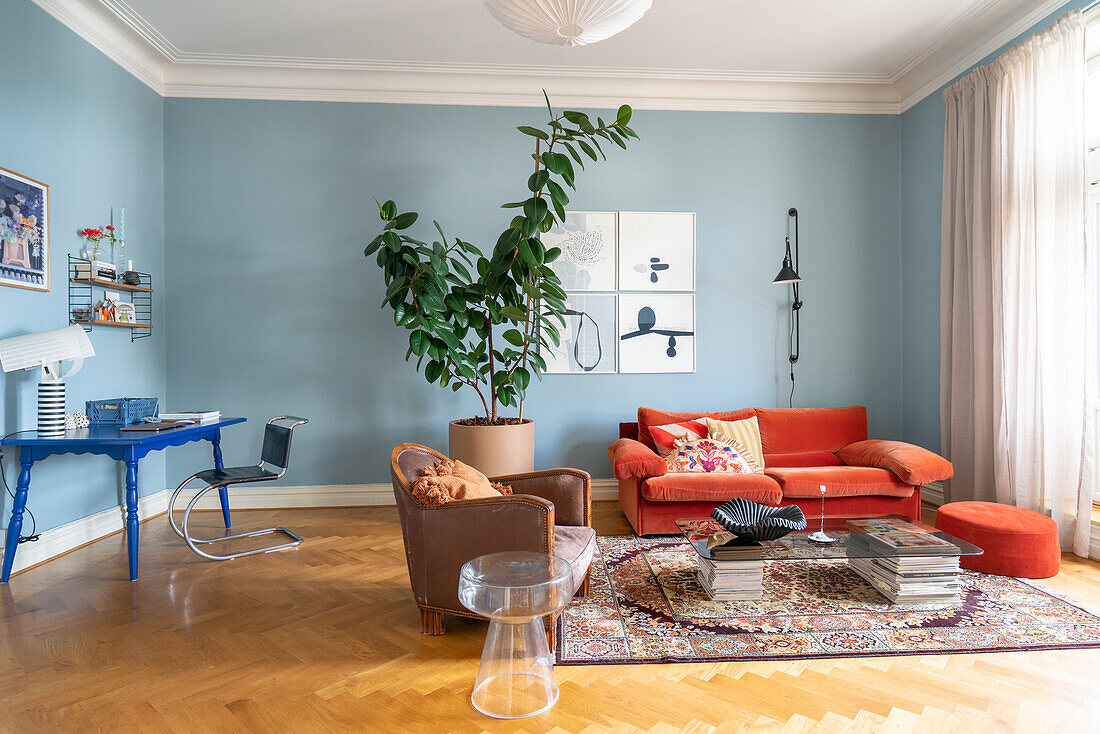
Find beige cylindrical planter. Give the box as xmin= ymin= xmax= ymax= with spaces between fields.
xmin=448 ymin=419 xmax=534 ymax=478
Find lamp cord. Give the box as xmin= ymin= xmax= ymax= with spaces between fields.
xmin=0 ymin=431 xmax=40 ymax=544
xmin=788 ymin=305 xmax=796 ymax=407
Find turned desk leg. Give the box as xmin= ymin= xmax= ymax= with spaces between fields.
xmin=1 ymin=458 xmax=33 ymax=583
xmin=124 ymin=459 xmax=140 ymax=581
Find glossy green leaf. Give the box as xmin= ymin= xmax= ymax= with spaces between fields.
xmin=523 ymin=197 xmax=548 ymax=224
xmin=409 ymin=330 xmax=429 ymax=356
xmin=424 ymin=360 xmax=444 ymax=382
xmin=364 ymin=234 xmax=384 ymax=256
xmin=517 ymin=125 xmax=549 ymax=141
xmin=528 ymin=170 xmax=549 ymax=192
xmin=513 ymin=366 xmax=531 ymax=391
xmin=518 ymin=238 xmax=539 ymax=267
xmin=392 ymin=212 xmax=418 ymax=230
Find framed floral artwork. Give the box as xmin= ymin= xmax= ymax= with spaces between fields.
xmin=0 ymin=166 xmax=50 ymax=292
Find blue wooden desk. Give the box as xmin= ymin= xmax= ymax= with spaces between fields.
xmin=1 ymin=417 xmax=246 ymax=582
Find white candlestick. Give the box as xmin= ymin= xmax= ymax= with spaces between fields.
xmin=120 ymin=206 xmax=125 ymax=243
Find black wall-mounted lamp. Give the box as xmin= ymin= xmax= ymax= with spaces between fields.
xmin=773 ymin=207 xmax=802 ymax=406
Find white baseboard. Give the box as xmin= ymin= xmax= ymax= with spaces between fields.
xmin=7 ymin=478 xmax=622 ymax=576
xmin=922 ymin=481 xmax=945 ymax=507
xmin=8 ymin=488 xmax=170 ymax=575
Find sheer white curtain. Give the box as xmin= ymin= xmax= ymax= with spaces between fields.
xmin=941 ymin=11 xmax=1095 ymax=557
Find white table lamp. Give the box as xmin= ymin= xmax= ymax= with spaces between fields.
xmin=0 ymin=325 xmax=95 ymax=437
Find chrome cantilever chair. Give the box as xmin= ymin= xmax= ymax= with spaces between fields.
xmin=169 ymin=416 xmax=309 ymax=560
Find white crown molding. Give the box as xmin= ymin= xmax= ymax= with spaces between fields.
xmin=22 ymin=0 xmax=1078 ymax=115
xmin=6 ymin=480 xmax=620 ymax=577
xmin=896 ymin=0 xmax=1071 ymax=112
xmin=28 ymin=0 xmax=165 ymax=94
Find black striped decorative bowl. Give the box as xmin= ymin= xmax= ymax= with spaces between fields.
xmin=710 ymin=498 xmax=807 ymax=541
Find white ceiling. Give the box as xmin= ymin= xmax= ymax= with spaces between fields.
xmin=32 ymin=0 xmax=1071 ymax=113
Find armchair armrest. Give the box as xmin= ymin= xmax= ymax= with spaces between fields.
xmin=608 ymin=438 xmax=667 ymax=480
xmin=836 ymin=440 xmax=953 ymax=485
xmin=489 ymin=469 xmax=590 ymax=527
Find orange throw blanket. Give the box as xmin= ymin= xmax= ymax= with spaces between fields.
xmin=410 ymin=458 xmax=513 ymax=508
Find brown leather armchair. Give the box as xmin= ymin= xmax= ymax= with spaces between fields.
xmin=390 ymin=443 xmax=595 ymax=636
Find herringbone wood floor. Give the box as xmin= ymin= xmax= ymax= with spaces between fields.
xmin=2 ymin=502 xmax=1099 ymax=733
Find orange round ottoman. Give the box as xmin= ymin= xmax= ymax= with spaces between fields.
xmin=935 ymin=501 xmax=1060 ymax=578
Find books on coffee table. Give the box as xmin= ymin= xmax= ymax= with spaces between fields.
xmin=697 ymin=556 xmax=764 ymax=601
xmin=849 ymin=558 xmax=960 ymax=603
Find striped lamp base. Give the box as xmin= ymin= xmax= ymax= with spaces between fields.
xmin=38 ymin=382 xmax=67 ymax=437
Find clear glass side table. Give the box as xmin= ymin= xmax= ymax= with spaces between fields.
xmin=458 ymin=551 xmax=574 ymax=719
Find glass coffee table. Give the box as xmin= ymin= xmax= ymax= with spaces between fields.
xmin=676 ymin=515 xmax=984 ymax=605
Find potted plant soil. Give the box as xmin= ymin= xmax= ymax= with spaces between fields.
xmin=364 ymin=94 xmax=638 ymax=476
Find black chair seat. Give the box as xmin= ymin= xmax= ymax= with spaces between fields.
xmin=195 ymin=465 xmax=280 ymax=485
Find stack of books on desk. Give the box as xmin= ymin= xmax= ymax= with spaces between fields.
xmin=159 ymin=410 xmax=221 ymax=424
xmin=697 ymin=551 xmax=765 ymax=601
xmin=847 ymin=555 xmax=961 ymax=604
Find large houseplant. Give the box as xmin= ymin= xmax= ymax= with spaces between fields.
xmin=364 ymin=95 xmax=638 ymax=475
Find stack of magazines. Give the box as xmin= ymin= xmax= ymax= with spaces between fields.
xmin=846 ymin=518 xmax=961 ymax=604
xmin=696 ymin=544 xmax=765 ymax=601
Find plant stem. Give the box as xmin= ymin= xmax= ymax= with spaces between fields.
xmin=487 ymin=320 xmax=498 ymax=421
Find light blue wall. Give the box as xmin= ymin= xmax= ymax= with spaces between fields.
xmin=18 ymin=0 xmax=1070 ymax=529
xmin=164 ymin=100 xmax=902 ymax=483
xmin=896 ymin=0 xmax=1087 ymax=452
xmin=0 ymin=0 xmax=165 ymax=533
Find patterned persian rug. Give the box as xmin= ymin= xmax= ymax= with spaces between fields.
xmin=556 ymin=535 xmax=1100 ymax=665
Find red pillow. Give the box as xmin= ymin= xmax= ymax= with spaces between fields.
xmin=637 ymin=407 xmax=757 ymax=450
xmin=648 ymin=420 xmax=707 ymax=455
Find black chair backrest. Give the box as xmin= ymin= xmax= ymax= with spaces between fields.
xmin=261 ymin=424 xmax=294 ymax=469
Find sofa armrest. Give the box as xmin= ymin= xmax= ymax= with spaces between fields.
xmin=608 ymin=438 xmax=667 ymax=480
xmin=489 ymin=469 xmax=591 ymax=527
xmin=836 ymin=440 xmax=953 ymax=485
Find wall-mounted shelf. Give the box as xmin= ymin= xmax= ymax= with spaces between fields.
xmin=74 ymin=319 xmax=155 ymax=330
xmin=69 ymin=277 xmax=153 ymax=294
xmin=68 ymin=255 xmax=153 ymax=342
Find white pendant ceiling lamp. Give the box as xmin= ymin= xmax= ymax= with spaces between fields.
xmin=485 ymin=0 xmax=653 ymax=46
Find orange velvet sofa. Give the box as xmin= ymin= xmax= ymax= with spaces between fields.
xmin=608 ymin=406 xmax=953 ymax=536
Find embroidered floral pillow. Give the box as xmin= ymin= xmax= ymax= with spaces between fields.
xmin=666 ymin=436 xmax=758 ymax=474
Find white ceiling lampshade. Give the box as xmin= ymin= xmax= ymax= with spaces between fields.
xmin=485 ymin=0 xmax=653 ymax=47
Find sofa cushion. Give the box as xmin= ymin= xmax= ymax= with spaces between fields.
xmin=638 ymin=407 xmax=756 ymax=451
xmin=641 ymin=472 xmax=782 ymax=504
xmin=762 ymin=451 xmax=845 ymax=468
xmin=553 ymin=525 xmax=597 ymax=592
xmin=756 ymin=406 xmax=867 ymax=454
xmin=764 ymin=466 xmax=913 ymax=498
